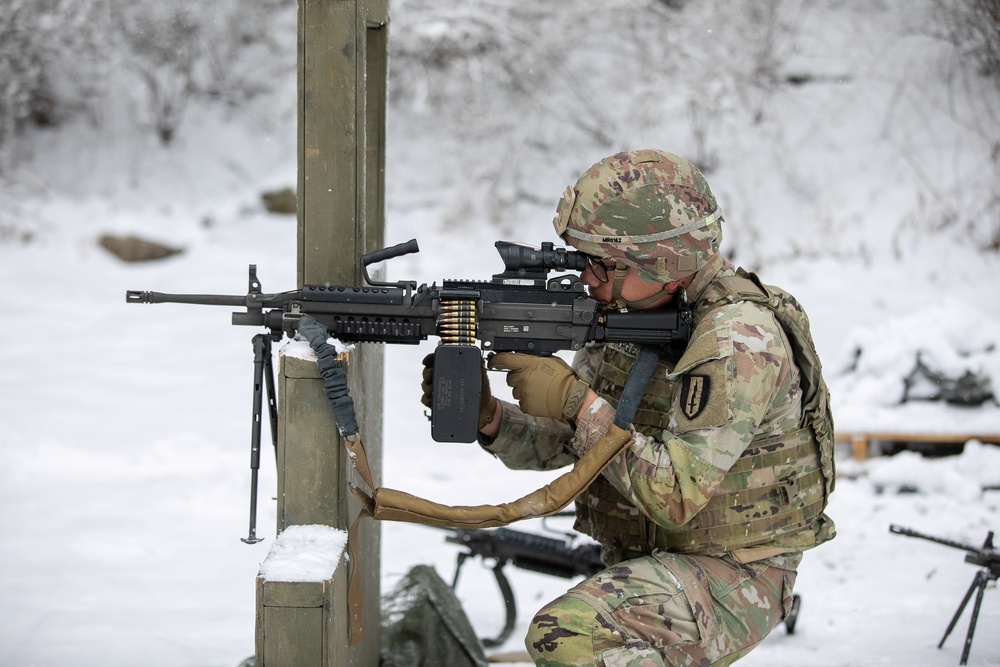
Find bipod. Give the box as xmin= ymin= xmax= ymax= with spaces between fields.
xmin=937 ymin=557 xmax=998 ymax=665
xmin=241 ymin=332 xmax=279 ymax=544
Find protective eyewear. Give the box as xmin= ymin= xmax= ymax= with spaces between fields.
xmin=584 ymin=255 xmax=616 ymax=284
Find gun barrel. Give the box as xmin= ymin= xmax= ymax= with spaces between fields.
xmin=889 ymin=524 xmax=980 ymax=553
xmin=126 ymin=290 xmax=246 ymax=307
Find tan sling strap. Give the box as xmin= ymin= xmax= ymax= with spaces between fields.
xmin=342 ymin=425 xmax=633 ymax=529
xmin=340 ymin=420 xmax=631 ymax=645
xmin=295 ymin=315 xmax=634 ymax=643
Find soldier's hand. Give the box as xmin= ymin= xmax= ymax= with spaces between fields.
xmin=487 ymin=352 xmax=589 ymax=421
xmin=421 ymin=352 xmax=498 ymax=431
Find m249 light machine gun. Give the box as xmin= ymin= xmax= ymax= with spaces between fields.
xmin=127 ymin=239 xmax=692 ymax=442
xmin=890 ymin=524 xmax=999 ymax=665
xmin=126 ymin=239 xmax=692 ymax=540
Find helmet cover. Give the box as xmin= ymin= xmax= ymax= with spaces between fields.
xmin=553 ymin=149 xmax=723 ymax=282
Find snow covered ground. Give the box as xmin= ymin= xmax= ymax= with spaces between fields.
xmin=1 ymin=203 xmax=998 ymax=667
xmin=2 ymin=1 xmax=999 ymax=665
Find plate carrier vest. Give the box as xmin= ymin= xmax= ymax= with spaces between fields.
xmin=574 ymin=269 xmax=837 ymax=561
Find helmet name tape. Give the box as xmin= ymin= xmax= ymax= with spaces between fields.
xmin=564 ymin=209 xmax=722 ymax=245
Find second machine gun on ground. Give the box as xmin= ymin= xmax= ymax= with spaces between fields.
xmin=444 ymin=521 xmax=605 ymax=647
xmin=890 ymin=524 xmax=999 ymax=665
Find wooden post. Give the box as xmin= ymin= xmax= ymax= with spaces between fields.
xmin=255 ymin=0 xmax=387 ymax=665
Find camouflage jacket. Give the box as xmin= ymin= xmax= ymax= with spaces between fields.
xmin=482 ymin=254 xmax=834 ymax=566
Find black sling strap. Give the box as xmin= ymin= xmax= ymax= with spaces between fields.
xmin=613 ymin=345 xmax=662 ymax=429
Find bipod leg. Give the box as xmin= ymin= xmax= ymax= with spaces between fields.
xmin=262 ymin=335 xmax=278 ymax=462
xmin=450 ymin=554 xmax=517 ymax=648
xmin=241 ymin=333 xmax=270 ymax=545
xmin=959 ymin=571 xmax=989 ymax=666
xmin=938 ymin=570 xmax=988 ymax=665
xmin=451 ymin=551 xmax=469 ymax=589
xmin=481 ymin=561 xmax=517 ymax=648
xmin=784 ymin=594 xmax=802 ymax=634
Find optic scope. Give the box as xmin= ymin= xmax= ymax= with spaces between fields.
xmin=494 ymin=241 xmax=587 ymax=274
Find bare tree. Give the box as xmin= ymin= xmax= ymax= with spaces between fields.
xmin=111 ymin=0 xmax=294 ymax=145
xmin=932 ymin=0 xmax=1000 ymax=80
xmin=114 ymin=3 xmax=201 ymax=145
xmin=0 ymin=0 xmax=106 ymax=169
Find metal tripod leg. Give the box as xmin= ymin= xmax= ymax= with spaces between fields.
xmin=937 ymin=569 xmax=989 ymax=666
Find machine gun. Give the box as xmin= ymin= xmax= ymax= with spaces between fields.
xmin=444 ymin=523 xmax=605 ymax=647
xmin=889 ymin=524 xmax=999 ymax=665
xmin=127 ymin=239 xmax=692 ymax=542
xmin=128 ymin=238 xmax=690 ymax=443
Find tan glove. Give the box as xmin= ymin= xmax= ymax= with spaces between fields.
xmin=487 ymin=352 xmax=590 ymax=421
xmin=421 ymin=352 xmax=498 ymax=431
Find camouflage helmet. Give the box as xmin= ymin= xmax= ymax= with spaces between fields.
xmin=553 ymin=149 xmax=723 ymax=282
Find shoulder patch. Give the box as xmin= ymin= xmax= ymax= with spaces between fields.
xmin=680 ymin=374 xmax=711 ymax=419
xmin=672 ymin=356 xmax=732 ymax=432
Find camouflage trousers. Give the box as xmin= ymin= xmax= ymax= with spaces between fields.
xmin=524 ymin=551 xmax=796 ymax=667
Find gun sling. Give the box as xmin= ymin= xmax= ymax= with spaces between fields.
xmin=341 ymin=416 xmax=632 ymax=646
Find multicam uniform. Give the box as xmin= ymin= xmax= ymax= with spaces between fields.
xmin=482 ymin=253 xmax=836 ymax=667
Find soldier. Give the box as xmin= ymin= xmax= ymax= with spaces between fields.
xmin=451 ymin=149 xmax=837 ymax=667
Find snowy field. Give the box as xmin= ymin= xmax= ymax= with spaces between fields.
xmin=1 ymin=205 xmax=998 ymax=667
xmin=2 ymin=1 xmax=1000 ymax=666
